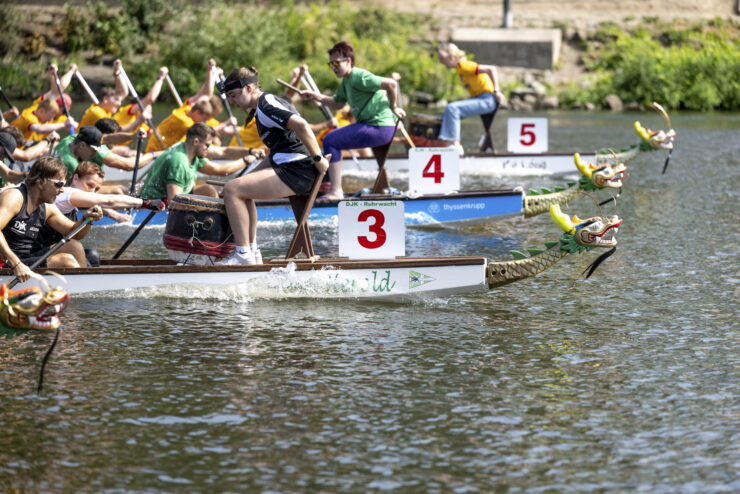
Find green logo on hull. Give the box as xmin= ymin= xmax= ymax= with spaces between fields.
xmin=409 ymin=270 xmax=435 ymax=289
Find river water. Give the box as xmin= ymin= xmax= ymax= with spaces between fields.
xmin=1 ymin=110 xmax=738 ymax=492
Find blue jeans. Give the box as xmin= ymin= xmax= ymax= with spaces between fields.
xmin=438 ymin=92 xmax=497 ymax=142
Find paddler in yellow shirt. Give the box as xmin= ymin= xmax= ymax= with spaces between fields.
xmin=77 ymin=60 xmax=130 ymax=130
xmin=436 ymin=42 xmax=507 ymax=155
xmin=12 ymin=98 xmax=76 ymax=144
xmin=114 ymin=66 xmax=169 ymax=141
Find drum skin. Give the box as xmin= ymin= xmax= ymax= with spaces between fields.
xmin=163 ymin=194 xmax=235 ymax=258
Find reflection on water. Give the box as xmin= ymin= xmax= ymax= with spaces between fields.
xmin=1 ymin=112 xmax=738 ymax=492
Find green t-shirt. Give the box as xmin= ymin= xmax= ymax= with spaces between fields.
xmin=333 ymin=68 xmax=397 ymax=127
xmin=139 ymin=142 xmax=207 ymax=200
xmin=54 ymin=135 xmax=112 ymax=179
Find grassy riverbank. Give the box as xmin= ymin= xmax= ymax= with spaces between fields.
xmin=1 ymin=1 xmax=738 ymax=111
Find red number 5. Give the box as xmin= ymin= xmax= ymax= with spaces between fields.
xmin=520 ymin=123 xmax=536 ymax=146
xmin=357 ymin=209 xmax=386 ymax=249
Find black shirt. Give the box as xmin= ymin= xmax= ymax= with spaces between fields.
xmin=255 ymin=92 xmax=310 ymax=162
xmin=1 ymin=183 xmax=47 ymax=257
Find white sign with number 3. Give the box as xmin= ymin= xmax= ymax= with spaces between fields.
xmin=507 ymin=118 xmax=548 ymax=153
xmin=338 ymin=200 xmax=405 ymax=260
xmin=408 ymin=147 xmax=460 ymax=195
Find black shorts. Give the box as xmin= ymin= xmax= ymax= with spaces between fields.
xmin=271 ymin=156 xmax=324 ymax=195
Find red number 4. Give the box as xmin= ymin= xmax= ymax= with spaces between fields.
xmin=357 ymin=209 xmax=386 ymax=249
xmin=422 ymin=154 xmax=444 ymax=183
xmin=520 ymin=123 xmax=536 ymax=146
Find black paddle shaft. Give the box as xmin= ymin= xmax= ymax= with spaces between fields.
xmin=129 ymin=136 xmax=144 ymax=196
xmin=112 ymin=210 xmax=156 ymax=259
xmin=0 ymin=85 xmax=14 ymax=109
xmin=7 ymin=218 xmax=92 ymax=288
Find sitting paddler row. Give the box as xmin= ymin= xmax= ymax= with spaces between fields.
xmin=0 ymin=155 xmax=168 ymax=283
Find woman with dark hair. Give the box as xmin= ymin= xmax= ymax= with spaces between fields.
xmin=0 ymin=156 xmax=103 ymax=282
xmin=216 ymin=65 xmax=329 ymax=265
xmin=300 ymin=40 xmax=405 ymax=199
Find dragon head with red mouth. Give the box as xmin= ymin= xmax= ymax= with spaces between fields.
xmin=0 ymin=283 xmax=70 ymax=336
xmin=551 ymin=204 xmax=622 ymax=253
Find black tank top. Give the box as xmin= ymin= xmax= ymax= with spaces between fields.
xmin=2 ymin=183 xmax=47 ymax=257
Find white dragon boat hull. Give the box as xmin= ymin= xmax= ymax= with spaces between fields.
xmin=4 ymin=257 xmax=488 ymax=301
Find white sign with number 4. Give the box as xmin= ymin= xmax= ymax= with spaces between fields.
xmin=507 ymin=118 xmax=548 ymax=153
xmin=338 ymin=200 xmax=405 ymax=260
xmin=408 ymin=147 xmax=460 ymax=195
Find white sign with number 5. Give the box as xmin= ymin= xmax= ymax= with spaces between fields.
xmin=408 ymin=147 xmax=460 ymax=195
xmin=507 ymin=117 xmax=548 ymax=153
xmin=338 ymin=200 xmax=405 ymax=260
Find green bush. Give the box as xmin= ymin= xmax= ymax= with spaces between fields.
xmin=574 ymin=19 xmax=740 ymax=111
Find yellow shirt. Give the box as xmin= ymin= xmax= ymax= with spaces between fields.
xmin=229 ymin=117 xmax=264 ymax=148
xmin=145 ymin=105 xmax=194 ymax=152
xmin=78 ymin=104 xmax=113 ymax=129
xmin=456 ymin=59 xmax=494 ymax=98
xmin=11 ymin=106 xmax=68 ymax=143
xmin=114 ymin=103 xmax=150 ymax=134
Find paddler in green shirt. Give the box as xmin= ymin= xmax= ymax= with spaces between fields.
xmin=139 ymin=122 xmax=263 ymax=202
xmin=54 ymin=125 xmax=159 ymax=194
xmin=299 ymin=40 xmax=406 ymax=199
xmin=54 ymin=126 xmax=109 ymax=179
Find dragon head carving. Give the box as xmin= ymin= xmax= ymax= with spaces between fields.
xmin=550 ymin=204 xmax=622 ymax=253
xmin=574 ymin=152 xmax=627 ymax=190
xmin=0 ymin=283 xmax=70 ymax=334
xmin=634 ymin=102 xmax=676 ymax=150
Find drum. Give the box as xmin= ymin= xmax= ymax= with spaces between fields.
xmin=409 ymin=113 xmax=442 ymax=140
xmin=163 ymin=194 xmax=235 ymax=262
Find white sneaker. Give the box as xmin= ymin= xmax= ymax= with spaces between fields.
xmin=454 ymin=143 xmax=465 ymax=156
xmin=253 ymin=249 xmax=263 ymax=264
xmin=215 ymin=250 xmax=256 ymax=266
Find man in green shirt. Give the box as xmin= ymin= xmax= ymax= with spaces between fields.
xmin=54 ymin=126 xmax=108 ymax=178
xmin=140 ymin=122 xmax=261 ymax=202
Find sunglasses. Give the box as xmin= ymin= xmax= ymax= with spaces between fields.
xmin=50 ymin=180 xmax=65 ymax=189
xmin=327 ymin=58 xmax=348 ymax=68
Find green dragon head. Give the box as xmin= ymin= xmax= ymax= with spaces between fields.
xmin=550 ymin=204 xmax=622 ymax=253
xmin=0 ymin=282 xmax=70 ymax=336
xmin=574 ymin=152 xmax=628 ymax=191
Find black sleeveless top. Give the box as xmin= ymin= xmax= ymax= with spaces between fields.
xmin=2 ymin=183 xmax=47 ymax=257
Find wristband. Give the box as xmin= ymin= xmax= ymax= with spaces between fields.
xmin=242 ymin=156 xmax=250 ymax=165
xmin=151 ymin=152 xmax=156 ymax=160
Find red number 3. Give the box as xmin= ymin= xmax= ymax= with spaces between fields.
xmin=520 ymin=123 xmax=536 ymax=146
xmin=357 ymin=209 xmax=386 ymax=249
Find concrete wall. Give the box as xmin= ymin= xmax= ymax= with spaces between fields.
xmin=451 ymin=28 xmax=562 ymax=70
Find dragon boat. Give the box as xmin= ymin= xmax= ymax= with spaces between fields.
xmin=339 ymin=145 xmax=640 ymax=179
xmin=92 ymin=149 xmax=628 ymax=228
xmin=7 ymin=205 xmax=622 ymax=301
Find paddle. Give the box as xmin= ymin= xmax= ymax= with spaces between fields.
xmin=126 ymin=135 xmax=144 ymax=214
xmin=217 ymin=75 xmax=244 ymax=148
xmin=165 ymin=73 xmax=184 ymax=108
xmin=111 ymin=210 xmax=156 ymax=259
xmin=118 ymin=65 xmax=166 ymax=149
xmin=0 ymin=83 xmax=14 ymax=110
xmin=7 ymin=217 xmax=92 ymax=289
xmin=74 ymin=70 xmax=99 ymax=105
xmin=51 ymin=68 xmax=76 ymax=136
xmin=302 ymin=69 xmax=333 ymax=120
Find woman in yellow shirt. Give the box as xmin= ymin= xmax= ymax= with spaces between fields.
xmin=437 ymin=42 xmax=507 ymax=155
